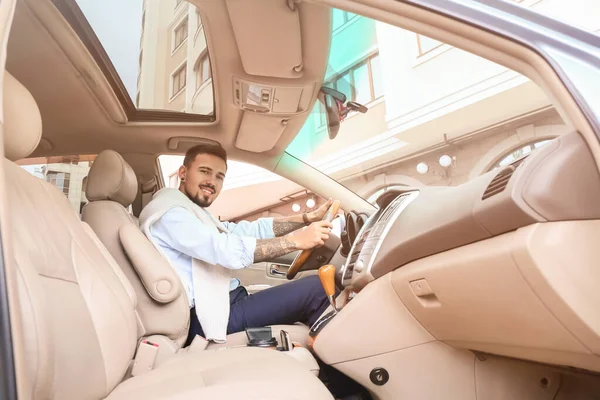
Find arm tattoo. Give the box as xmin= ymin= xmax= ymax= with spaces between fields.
xmin=272 ymin=221 xmax=305 ymax=237
xmin=254 ymin=236 xmax=297 ymax=263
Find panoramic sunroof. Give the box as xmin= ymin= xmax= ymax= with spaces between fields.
xmin=59 ymin=0 xmax=214 ymax=121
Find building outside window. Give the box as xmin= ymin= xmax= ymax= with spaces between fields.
xmin=196 ymin=9 xmax=202 ymax=31
xmin=326 ymin=53 xmax=383 ymax=104
xmin=171 ymin=63 xmax=187 ymax=97
xmin=46 ymin=171 xmax=71 ymax=196
xmin=332 ymin=9 xmax=358 ymax=31
xmin=195 ymin=53 xmax=211 ymax=89
xmin=491 ymin=140 xmax=552 ymax=170
xmin=416 ymin=34 xmax=444 ymax=56
xmin=173 ymin=19 xmax=188 ymax=51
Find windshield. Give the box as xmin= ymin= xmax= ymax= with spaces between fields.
xmin=286 ymin=3 xmax=598 ymax=204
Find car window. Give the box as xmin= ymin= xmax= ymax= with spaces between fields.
xmin=284 ymin=2 xmax=589 ymax=205
xmin=158 ymin=155 xmax=342 ymax=236
xmin=72 ymin=0 xmax=215 ymax=118
xmin=18 ymin=155 xmax=96 ymax=213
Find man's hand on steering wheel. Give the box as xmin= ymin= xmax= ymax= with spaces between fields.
xmin=290 ymin=220 xmax=333 ymax=250
xmin=307 ymin=198 xmax=334 ymax=222
xmin=286 ymin=199 xmax=341 ymax=279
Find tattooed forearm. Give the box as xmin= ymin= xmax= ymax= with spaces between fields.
xmin=272 ymin=220 xmax=305 ymax=237
xmin=254 ymin=236 xmax=298 ymax=263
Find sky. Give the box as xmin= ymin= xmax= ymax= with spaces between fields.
xmin=76 ymin=0 xmax=143 ymax=102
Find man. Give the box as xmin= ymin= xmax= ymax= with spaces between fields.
xmin=139 ymin=143 xmax=335 ymax=345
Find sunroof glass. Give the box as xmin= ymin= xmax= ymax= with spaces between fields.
xmin=75 ymin=0 xmax=214 ymax=116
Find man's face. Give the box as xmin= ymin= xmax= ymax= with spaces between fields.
xmin=179 ymin=153 xmax=226 ymax=207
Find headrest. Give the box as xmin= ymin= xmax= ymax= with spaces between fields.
xmin=3 ymin=72 xmax=42 ymax=161
xmin=86 ymin=150 xmax=138 ymax=207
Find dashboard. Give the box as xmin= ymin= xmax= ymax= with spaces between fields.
xmin=339 ymin=131 xmax=600 ymax=291
xmin=315 ymin=131 xmax=600 ymax=378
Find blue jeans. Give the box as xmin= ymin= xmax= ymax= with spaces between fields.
xmin=185 ymin=275 xmax=330 ymax=346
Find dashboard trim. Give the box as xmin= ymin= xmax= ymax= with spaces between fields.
xmin=363 ymin=191 xmax=420 ymax=282
xmin=340 ymin=190 xmax=420 ymax=288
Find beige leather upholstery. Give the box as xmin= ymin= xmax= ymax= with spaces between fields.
xmin=82 ymin=150 xmax=190 ymax=346
xmin=4 ymin=73 xmax=331 ymax=398
xmin=119 ymin=224 xmax=181 ymax=304
xmin=2 ymin=71 xmax=42 ymax=161
xmin=86 ymin=149 xmax=138 ymax=207
xmin=106 ymin=348 xmax=329 ymax=400
xmin=83 ymin=150 xmax=310 ymax=350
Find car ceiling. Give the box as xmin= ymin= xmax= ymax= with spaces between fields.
xmin=5 ymin=0 xmax=332 ymax=170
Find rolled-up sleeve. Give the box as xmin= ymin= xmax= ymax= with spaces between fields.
xmin=152 ymin=207 xmax=256 ymax=270
xmin=223 ymin=218 xmax=274 ymax=239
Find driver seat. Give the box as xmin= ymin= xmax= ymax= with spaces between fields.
xmin=3 ymin=71 xmax=331 ymax=399
xmin=81 ymin=149 xmax=309 ymax=355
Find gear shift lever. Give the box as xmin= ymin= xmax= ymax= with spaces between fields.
xmin=318 ymin=264 xmax=337 ymax=312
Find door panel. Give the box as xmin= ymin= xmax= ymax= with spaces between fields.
xmin=231 ymin=251 xmax=317 ymax=293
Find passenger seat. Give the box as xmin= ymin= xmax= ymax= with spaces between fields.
xmin=2 ymin=71 xmax=331 ymax=399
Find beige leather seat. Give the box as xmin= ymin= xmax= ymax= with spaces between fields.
xmin=81 ymin=150 xmax=310 ymax=354
xmin=3 ymin=71 xmax=331 ymax=399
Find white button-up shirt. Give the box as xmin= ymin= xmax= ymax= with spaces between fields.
xmin=151 ymin=207 xmax=275 ymax=307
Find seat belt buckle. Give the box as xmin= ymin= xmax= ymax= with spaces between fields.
xmin=131 ymin=340 xmax=159 ymax=376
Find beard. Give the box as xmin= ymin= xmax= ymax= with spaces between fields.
xmin=183 ymin=185 xmax=214 ymax=208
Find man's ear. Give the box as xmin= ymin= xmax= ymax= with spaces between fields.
xmin=178 ymin=165 xmax=187 ymax=182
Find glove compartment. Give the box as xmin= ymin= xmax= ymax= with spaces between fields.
xmin=391 ymin=221 xmax=600 ymax=372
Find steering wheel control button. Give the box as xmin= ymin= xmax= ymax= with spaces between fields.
xmin=410 ymin=278 xmax=433 ymax=297
xmin=369 ymin=368 xmax=389 ymax=386
xmin=355 ymin=259 xmax=365 ymax=273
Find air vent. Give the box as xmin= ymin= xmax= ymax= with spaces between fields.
xmin=377 ymin=195 xmax=408 ymax=224
xmin=482 ymin=156 xmax=528 ymax=200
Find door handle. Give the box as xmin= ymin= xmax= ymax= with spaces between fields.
xmin=269 ymin=265 xmax=287 ymax=277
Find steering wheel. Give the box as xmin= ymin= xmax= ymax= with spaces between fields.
xmin=286 ymin=200 xmax=341 ymax=280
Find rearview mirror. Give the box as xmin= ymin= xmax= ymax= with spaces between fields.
xmin=318 ymin=86 xmax=369 ymax=140
xmin=321 ymin=91 xmax=342 ymax=140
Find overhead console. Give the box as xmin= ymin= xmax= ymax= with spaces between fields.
xmin=226 ymin=0 xmax=330 ymax=153
xmin=233 ymin=77 xmax=315 ymax=115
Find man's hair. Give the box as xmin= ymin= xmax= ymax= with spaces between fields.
xmin=183 ymin=143 xmax=228 ymax=167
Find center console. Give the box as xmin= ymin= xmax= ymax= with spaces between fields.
xmin=340 ymin=191 xmax=419 ymax=289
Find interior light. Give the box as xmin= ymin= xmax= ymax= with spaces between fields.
xmin=439 ymin=155 xmax=453 ymax=168
xmin=416 ymin=162 xmax=429 ymax=174
xmin=292 ymin=203 xmax=301 ymax=212
xmin=306 ymin=198 xmax=316 ymax=208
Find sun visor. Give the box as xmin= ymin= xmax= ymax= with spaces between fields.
xmin=235 ymin=113 xmax=288 ymax=152
xmin=226 ymin=0 xmax=303 ymax=78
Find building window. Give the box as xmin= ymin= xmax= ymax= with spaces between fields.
xmin=195 ymin=53 xmax=211 ymax=89
xmin=332 ymin=9 xmax=358 ymax=31
xmin=315 ymin=101 xmax=327 ymax=128
xmin=173 ymin=19 xmax=188 ymax=51
xmin=491 ymin=140 xmax=552 ymax=171
xmin=46 ymin=171 xmax=71 ymax=196
xmin=325 ymin=53 xmax=383 ymax=104
xmin=196 ymin=9 xmax=202 ymax=31
xmin=416 ymin=34 xmax=444 ymax=56
xmin=171 ymin=63 xmax=187 ymax=97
